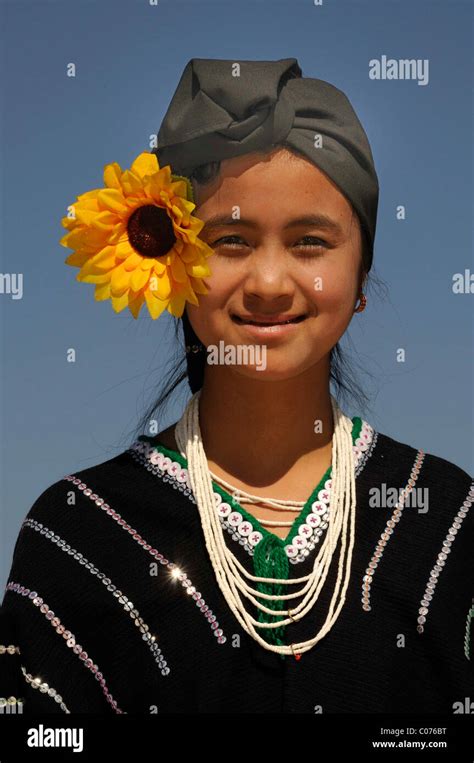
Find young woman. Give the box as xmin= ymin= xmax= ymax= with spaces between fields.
xmin=1 ymin=58 xmax=472 ymax=715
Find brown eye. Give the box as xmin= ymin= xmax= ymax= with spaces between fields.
xmin=212 ymin=235 xmax=245 ymax=246
xmin=211 ymin=235 xmax=247 ymax=254
xmin=296 ymin=236 xmax=328 ymax=258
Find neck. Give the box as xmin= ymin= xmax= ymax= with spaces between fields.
xmin=198 ymin=355 xmax=334 ymax=486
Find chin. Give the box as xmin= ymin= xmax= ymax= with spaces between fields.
xmin=227 ymin=357 xmax=316 ymax=382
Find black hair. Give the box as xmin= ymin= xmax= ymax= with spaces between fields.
xmin=130 ymin=144 xmax=387 ymax=442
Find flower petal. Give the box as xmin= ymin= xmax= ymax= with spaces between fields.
xmin=78 ymin=271 xmax=112 ymax=284
xmin=120 ymin=170 xmax=143 ymax=195
xmin=74 ymin=208 xmax=99 ymax=226
xmin=94 ymin=282 xmax=111 ymax=301
xmin=152 ymin=259 xmax=166 ymax=275
xmin=65 ymin=251 xmax=89 ymax=268
xmin=169 ymin=253 xmax=187 ymax=282
xmin=91 ymin=211 xmax=119 ymax=232
xmin=149 ymin=269 xmax=171 ymax=300
xmin=128 ymin=291 xmax=146 ymax=319
xmin=111 ymin=292 xmax=129 ymax=313
xmin=189 ymin=276 xmax=209 ymax=295
xmin=178 ymin=243 xmax=204 ymax=263
xmin=167 ymin=292 xmax=186 ymax=317
xmin=144 ymin=289 xmax=168 ymax=320
xmin=63 ymin=227 xmax=110 ymax=252
xmin=186 ymin=262 xmax=212 ymax=278
xmin=130 ymin=267 xmax=150 ymax=292
xmin=103 ymin=162 xmax=123 ymax=190
xmin=77 ymin=189 xmax=102 ymax=202
xmin=130 ymin=152 xmax=159 ymax=180
xmin=123 ymin=252 xmax=144 ymax=271
xmin=115 ymin=240 xmax=134 ymax=260
xmin=97 ymin=189 xmax=128 ymax=214
xmin=139 ymin=258 xmax=155 ymax=271
xmin=89 ymin=246 xmax=118 ymax=271
xmin=110 ymin=265 xmax=132 ymax=296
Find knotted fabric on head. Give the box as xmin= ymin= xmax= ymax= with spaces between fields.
xmin=154 ymin=57 xmax=379 ymax=271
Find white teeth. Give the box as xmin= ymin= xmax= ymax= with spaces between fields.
xmin=233 ymin=316 xmax=304 ymax=325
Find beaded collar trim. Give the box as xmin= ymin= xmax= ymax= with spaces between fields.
xmin=129 ymin=417 xmax=377 ymax=565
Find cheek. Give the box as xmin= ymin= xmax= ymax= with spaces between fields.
xmin=298 ymin=261 xmax=359 ymax=350
xmin=187 ymin=256 xmax=242 ymax=333
xmin=303 ymin=259 xmax=358 ymax=313
xmin=186 ymin=281 xmax=231 ymax=344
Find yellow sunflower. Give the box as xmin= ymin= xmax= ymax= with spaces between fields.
xmin=60 ymin=152 xmax=214 ymax=319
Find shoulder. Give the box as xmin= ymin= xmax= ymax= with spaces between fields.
xmin=364 ymin=422 xmax=473 ymax=536
xmin=0 ymin=440 xmax=170 ymax=714
xmin=1 ymin=434 xmax=179 ymax=605
xmin=21 ymin=446 xmax=141 ymax=521
xmin=370 ymin=425 xmax=472 ymax=486
xmin=5 ymin=436 xmax=179 ymax=567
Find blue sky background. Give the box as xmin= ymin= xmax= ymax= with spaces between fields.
xmin=1 ymin=0 xmax=472 ymax=590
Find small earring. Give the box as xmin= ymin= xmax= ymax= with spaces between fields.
xmin=354 ymin=293 xmax=367 ymax=313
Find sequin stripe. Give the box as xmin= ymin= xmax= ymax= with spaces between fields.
xmin=62 ymin=476 xmax=227 ymax=645
xmin=21 ymin=666 xmax=70 ymax=713
xmin=4 ymin=582 xmax=125 ymax=714
xmin=416 ymin=481 xmax=474 ymax=635
xmin=21 ymin=518 xmax=170 ymax=676
xmin=0 ymin=644 xmax=20 ymax=655
xmin=362 ymin=449 xmax=426 ymax=612
xmin=464 ymin=600 xmax=474 ymax=660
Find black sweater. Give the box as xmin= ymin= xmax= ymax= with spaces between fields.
xmin=1 ymin=417 xmax=473 ymax=714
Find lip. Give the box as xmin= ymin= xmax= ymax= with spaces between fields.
xmin=231 ymin=313 xmax=307 ymax=325
xmin=231 ymin=313 xmax=308 ymax=338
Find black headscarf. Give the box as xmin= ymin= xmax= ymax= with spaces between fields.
xmin=154 ymin=57 xmax=379 ymax=271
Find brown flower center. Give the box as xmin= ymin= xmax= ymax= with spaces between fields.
xmin=127 ymin=204 xmax=176 ymax=258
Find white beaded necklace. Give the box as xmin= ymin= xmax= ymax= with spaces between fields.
xmin=174 ymin=390 xmax=357 ymax=657
xmin=209 ymin=471 xmax=306 ymax=527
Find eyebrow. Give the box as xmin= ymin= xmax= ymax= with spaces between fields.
xmin=201 ymin=213 xmax=344 ymax=236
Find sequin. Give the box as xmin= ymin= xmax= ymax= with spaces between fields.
xmin=248 ymin=531 xmax=263 ymax=547
xmin=293 ymin=535 xmax=308 ymax=549
xmin=218 ymin=503 xmax=232 ymax=517
xmin=298 ymin=523 xmax=313 ymax=538
xmin=238 ymin=522 xmax=252 ymax=537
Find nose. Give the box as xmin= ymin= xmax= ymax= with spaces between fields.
xmin=242 ymin=247 xmax=295 ymax=301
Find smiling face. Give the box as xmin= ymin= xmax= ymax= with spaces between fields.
xmin=186 ymin=147 xmax=365 ymax=381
